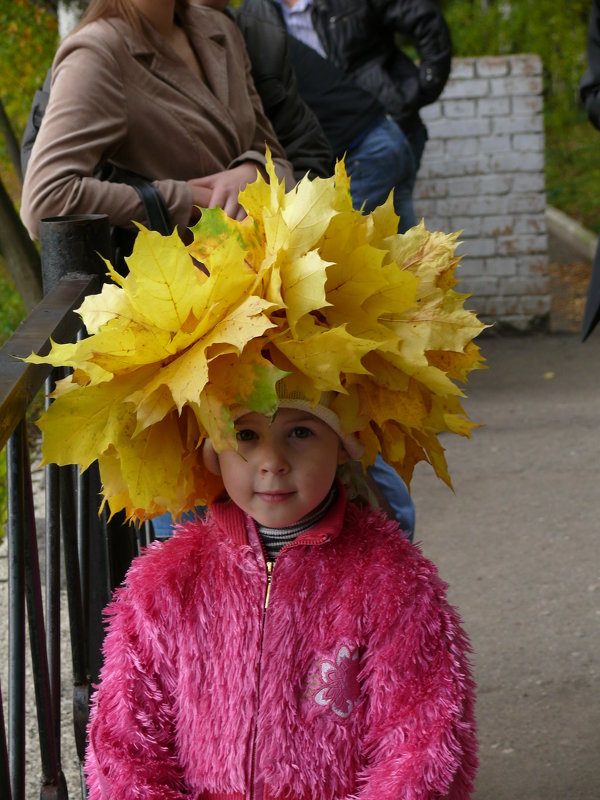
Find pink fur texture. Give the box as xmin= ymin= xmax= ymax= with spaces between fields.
xmin=85 ymin=487 xmax=477 ymax=799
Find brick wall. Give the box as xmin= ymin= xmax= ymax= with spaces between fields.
xmin=415 ymin=54 xmax=549 ymax=330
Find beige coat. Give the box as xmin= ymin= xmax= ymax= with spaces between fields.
xmin=21 ymin=4 xmax=293 ymax=238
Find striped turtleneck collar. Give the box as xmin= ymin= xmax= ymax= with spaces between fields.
xmin=256 ymin=485 xmax=337 ymax=561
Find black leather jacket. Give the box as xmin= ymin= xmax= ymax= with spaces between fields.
xmin=232 ymin=0 xmax=334 ymax=180
xmin=309 ymin=0 xmax=452 ymax=135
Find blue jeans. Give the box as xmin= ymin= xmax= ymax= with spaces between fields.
xmin=151 ymin=507 xmax=204 ymax=540
xmin=346 ymin=115 xmax=417 ymax=233
xmin=367 ymin=454 xmax=415 ymax=539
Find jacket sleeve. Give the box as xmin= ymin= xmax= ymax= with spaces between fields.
xmin=84 ymin=585 xmax=189 ymax=800
xmin=234 ymin=2 xmax=334 ymax=181
xmin=373 ymin=0 xmax=452 ymax=106
xmin=581 ymin=0 xmax=600 ymax=131
xmin=226 ymin=22 xmax=296 ymax=187
xmin=354 ymin=553 xmax=477 ymax=798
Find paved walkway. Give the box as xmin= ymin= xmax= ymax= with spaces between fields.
xmin=411 ymin=331 xmax=600 ymax=799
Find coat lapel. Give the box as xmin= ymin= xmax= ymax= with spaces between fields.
xmin=111 ymin=8 xmax=231 ymax=110
xmin=180 ymin=6 xmax=231 ymax=107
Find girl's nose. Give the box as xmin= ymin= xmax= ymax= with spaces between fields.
xmin=258 ymin=442 xmax=290 ymax=474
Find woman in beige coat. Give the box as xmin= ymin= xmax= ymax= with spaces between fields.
xmin=21 ymin=0 xmax=294 ymax=238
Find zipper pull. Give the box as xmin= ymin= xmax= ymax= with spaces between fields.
xmin=265 ymin=560 xmax=274 ymax=609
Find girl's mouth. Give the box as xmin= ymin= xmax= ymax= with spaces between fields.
xmin=255 ymin=491 xmax=295 ymax=504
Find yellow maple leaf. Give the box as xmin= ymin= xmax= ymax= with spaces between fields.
xmin=26 ymin=338 xmax=114 ymax=386
xmin=366 ymin=192 xmax=401 ymax=242
xmin=121 ymin=227 xmax=207 ymax=332
xmin=238 ymin=146 xmax=287 ymax=222
xmin=187 ymin=206 xmax=260 ymax=268
xmin=208 ymin=340 xmax=288 ymax=416
xmin=277 ymin=174 xmax=339 ymax=258
xmin=37 ymin=367 xmax=153 ymax=471
xmin=426 ymin=342 xmax=486 ymax=383
xmin=357 ymin=377 xmax=428 ymax=432
xmin=133 ymin=295 xmax=275 ymax=416
xmin=78 ymin=281 xmax=136 ymax=334
xmin=193 ymin=387 xmax=236 ymax=454
xmin=275 ymin=324 xmax=376 ymax=392
xmin=280 ymin=250 xmax=332 ymax=334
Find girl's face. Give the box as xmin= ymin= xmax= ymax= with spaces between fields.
xmin=205 ymin=408 xmax=347 ymax=527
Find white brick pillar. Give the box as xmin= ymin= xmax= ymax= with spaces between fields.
xmin=415 ymin=55 xmax=550 ymax=330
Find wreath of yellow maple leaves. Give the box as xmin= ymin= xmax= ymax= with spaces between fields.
xmin=28 ymin=154 xmax=487 ymax=522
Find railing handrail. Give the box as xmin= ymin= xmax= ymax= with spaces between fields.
xmin=0 ymin=273 xmax=100 ymax=451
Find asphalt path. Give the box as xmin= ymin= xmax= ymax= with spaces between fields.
xmin=411 ymin=332 xmax=600 ymax=799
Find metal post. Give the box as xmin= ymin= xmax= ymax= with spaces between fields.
xmin=37 ymin=215 xmax=112 ymax=796
xmin=44 ymin=377 xmax=61 ymax=754
xmin=39 ymin=214 xmax=111 ymax=296
xmin=21 ymin=429 xmax=67 ymax=798
xmin=0 ymin=683 xmax=13 ymax=800
xmin=7 ymin=428 xmax=26 ymax=800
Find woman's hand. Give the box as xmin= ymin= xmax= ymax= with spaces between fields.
xmin=188 ymin=184 xmax=213 ymax=224
xmin=188 ymin=162 xmax=262 ymax=221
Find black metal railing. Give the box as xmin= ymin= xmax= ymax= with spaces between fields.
xmin=2 ymin=272 xmax=97 ymax=799
xmin=0 ymin=216 xmax=153 ymax=799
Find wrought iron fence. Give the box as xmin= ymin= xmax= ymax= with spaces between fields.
xmin=0 ymin=216 xmax=153 ymax=800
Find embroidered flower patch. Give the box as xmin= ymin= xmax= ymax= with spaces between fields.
xmin=307 ymin=644 xmax=361 ymax=719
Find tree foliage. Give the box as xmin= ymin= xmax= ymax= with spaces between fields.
xmin=440 ymin=0 xmax=590 ymax=118
xmin=0 ymin=1 xmax=58 ymax=144
xmin=0 ymin=0 xmax=58 ymax=196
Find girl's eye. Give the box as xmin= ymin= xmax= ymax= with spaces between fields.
xmin=290 ymin=426 xmax=313 ymax=439
xmin=236 ymin=429 xmax=258 ymax=442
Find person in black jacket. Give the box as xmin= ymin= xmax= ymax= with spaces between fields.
xmin=235 ymin=0 xmax=417 ymax=225
xmin=580 ymin=0 xmax=600 ymax=339
xmin=235 ymin=0 xmax=451 ymax=233
xmin=274 ymin=0 xmax=450 ymax=181
xmin=194 ymin=0 xmax=334 ymax=182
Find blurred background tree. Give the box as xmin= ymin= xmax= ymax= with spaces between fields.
xmin=441 ymin=1 xmax=589 ymax=108
xmin=0 ymin=1 xmax=58 ymax=197
xmin=0 ymin=0 xmax=58 ymax=316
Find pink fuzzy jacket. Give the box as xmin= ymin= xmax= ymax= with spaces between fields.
xmin=85 ymin=486 xmax=477 ymax=799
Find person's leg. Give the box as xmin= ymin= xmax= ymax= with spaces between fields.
xmin=149 ymin=511 xmax=174 ymax=540
xmin=367 ymin=454 xmax=415 ymax=540
xmin=406 ymin=119 xmax=428 ymax=171
xmin=346 ymin=115 xmax=417 ymax=232
xmin=150 ymin=507 xmax=205 ymax=540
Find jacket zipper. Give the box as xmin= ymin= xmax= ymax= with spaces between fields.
xmin=264 ymin=560 xmax=274 ymax=609
xmin=249 ymin=558 xmax=274 ymax=800
xmin=249 ymin=534 xmax=329 ymax=798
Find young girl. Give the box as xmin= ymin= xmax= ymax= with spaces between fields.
xmin=31 ymin=160 xmax=483 ymax=799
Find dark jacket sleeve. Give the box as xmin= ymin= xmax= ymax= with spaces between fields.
xmin=581 ymin=0 xmax=600 ymax=130
xmin=373 ymin=0 xmax=452 ymax=106
xmin=233 ymin=0 xmax=334 ymax=181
